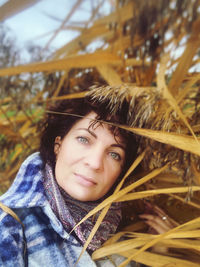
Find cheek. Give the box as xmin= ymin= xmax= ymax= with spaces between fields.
xmin=106 ymin=164 xmax=122 ymax=186
xmin=56 ymin=139 xmax=77 ymax=163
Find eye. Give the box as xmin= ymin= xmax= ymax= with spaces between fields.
xmin=77 ymin=136 xmax=89 ymax=144
xmin=109 ymin=151 xmax=121 ymax=161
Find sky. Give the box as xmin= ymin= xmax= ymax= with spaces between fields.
xmin=1 ymin=0 xmax=111 ymax=52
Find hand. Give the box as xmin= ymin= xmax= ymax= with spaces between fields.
xmin=139 ymin=201 xmax=178 ymax=235
xmin=138 ymin=201 xmax=178 ymax=253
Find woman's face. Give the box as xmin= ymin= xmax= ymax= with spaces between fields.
xmin=54 ymin=112 xmax=126 ymax=201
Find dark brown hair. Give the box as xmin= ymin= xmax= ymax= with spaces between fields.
xmin=40 ymin=95 xmax=138 ymax=180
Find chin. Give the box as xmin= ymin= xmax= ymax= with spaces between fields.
xmin=72 ymin=193 xmax=100 ymax=202
xmin=76 ymin=196 xmax=97 ymax=202
xmin=68 ymin=187 xmax=103 ymax=202
xmin=70 ymin=193 xmax=91 ymax=202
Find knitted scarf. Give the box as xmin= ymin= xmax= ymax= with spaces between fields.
xmin=43 ymin=163 xmax=122 ymax=252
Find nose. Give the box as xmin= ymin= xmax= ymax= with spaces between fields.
xmin=84 ymin=145 xmax=104 ymax=171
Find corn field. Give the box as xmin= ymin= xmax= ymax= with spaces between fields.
xmin=0 ymin=0 xmax=200 ymax=266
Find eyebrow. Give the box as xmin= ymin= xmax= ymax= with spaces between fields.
xmin=77 ymin=128 xmax=97 ymax=138
xmin=77 ymin=128 xmax=126 ymax=150
xmin=110 ymin=143 xmax=126 ymax=151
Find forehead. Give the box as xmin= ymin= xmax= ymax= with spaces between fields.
xmin=71 ymin=112 xmax=108 ymax=132
xmin=71 ymin=112 xmax=125 ymax=144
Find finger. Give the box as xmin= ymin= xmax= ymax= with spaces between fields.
xmin=142 ymin=204 xmax=179 ymax=227
xmin=153 ymin=208 xmax=179 ymax=227
xmin=140 ymin=214 xmax=172 ymax=226
xmin=143 ymin=202 xmax=170 ymax=221
xmin=139 ymin=214 xmax=174 ymax=232
xmin=144 ymin=219 xmax=169 ymax=234
xmin=154 ymin=205 xmax=167 ymax=217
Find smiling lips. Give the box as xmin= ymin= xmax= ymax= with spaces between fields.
xmin=74 ymin=173 xmax=97 ymax=187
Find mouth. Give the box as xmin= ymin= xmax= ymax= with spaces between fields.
xmin=74 ymin=173 xmax=97 ymax=187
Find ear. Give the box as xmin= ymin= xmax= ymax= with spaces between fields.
xmin=54 ymin=136 xmax=61 ymax=155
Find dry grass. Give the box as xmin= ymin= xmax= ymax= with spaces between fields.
xmin=0 ymin=0 xmax=200 ymax=266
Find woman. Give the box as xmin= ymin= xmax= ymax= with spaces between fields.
xmin=0 ymin=86 xmax=173 ymax=267
xmin=0 ymin=86 xmax=138 ymax=267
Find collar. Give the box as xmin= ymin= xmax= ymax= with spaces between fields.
xmin=0 ymin=152 xmax=71 ymax=239
xmin=0 ymin=152 xmax=47 ymax=208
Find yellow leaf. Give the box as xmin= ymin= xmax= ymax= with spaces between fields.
xmin=121 ymin=126 xmax=200 ymax=156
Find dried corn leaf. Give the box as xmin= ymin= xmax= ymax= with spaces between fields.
xmin=119 ymin=248 xmax=199 ymax=267
xmin=0 ymin=52 xmax=121 ymax=76
xmin=122 ymin=126 xmax=200 ymax=156
xmin=116 ymin=186 xmax=200 ymax=202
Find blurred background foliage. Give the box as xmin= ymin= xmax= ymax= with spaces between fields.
xmin=0 ymin=0 xmax=200 ymax=266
